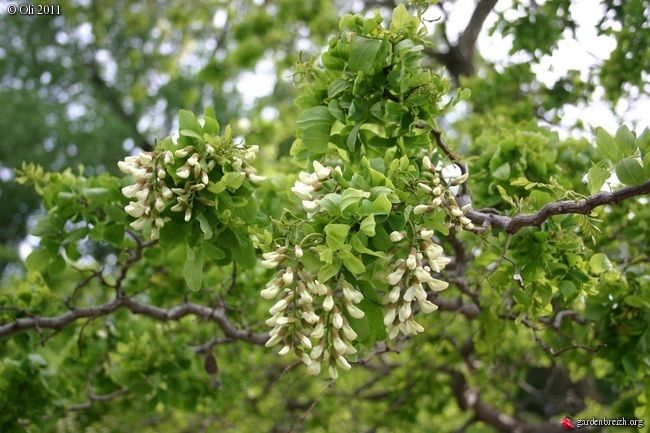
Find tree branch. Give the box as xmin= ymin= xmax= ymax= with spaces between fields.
xmin=460 ymin=179 xmax=650 ymax=234
xmin=444 ymin=368 xmax=599 ymax=433
xmin=0 ymin=297 xmax=268 ymax=345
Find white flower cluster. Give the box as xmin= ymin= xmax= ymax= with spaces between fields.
xmin=416 ymin=156 xmax=474 ymax=230
xmin=118 ymin=140 xmax=262 ymax=239
xmin=383 ymin=228 xmax=451 ymax=339
xmin=261 ymin=246 xmax=365 ymax=379
xmin=291 ymin=161 xmax=341 ymax=217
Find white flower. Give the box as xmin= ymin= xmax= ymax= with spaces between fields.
xmin=307 ymin=362 xmax=321 ymax=375
xmin=155 ymin=196 xmax=166 ymax=212
xmin=163 ymin=151 xmax=174 ymax=164
xmin=117 ymin=161 xmax=134 ymax=174
xmin=282 ymin=268 xmax=294 ymax=285
xmin=298 ymin=171 xmax=319 ymax=185
xmin=121 ymin=184 xmax=141 ymax=198
xmin=297 ymin=333 xmax=312 ymax=349
xmin=313 ymin=161 xmax=331 ymax=180
xmin=418 ymin=299 xmax=438 ymax=313
xmin=265 ymin=333 xmax=282 ymax=347
xmin=451 ymin=172 xmax=468 ymax=185
xmin=423 ymin=156 xmax=433 ymax=171
xmin=406 ymin=254 xmax=417 ymax=270
xmin=328 ymin=365 xmax=339 ymax=379
xmin=342 ymin=283 xmax=363 ymax=303
xmin=388 ymin=285 xmax=401 ymax=304
xmin=426 ymin=277 xmax=449 ymax=292
xmin=420 ymin=229 xmax=434 ymax=239
xmin=294 ymin=245 xmax=303 ymax=258
xmin=184 ymin=207 xmax=192 ymax=222
xmin=342 ymin=324 xmax=357 ymax=340
xmin=418 ymin=183 xmax=432 ymax=193
xmin=130 ymin=218 xmax=148 ymax=230
xmin=398 ymin=302 xmax=412 ymax=322
xmin=260 ymin=282 xmax=281 ymax=299
xmin=125 ymin=202 xmax=146 ymax=218
xmin=278 ymin=345 xmax=292 ymax=356
xmin=303 ymin=311 xmax=320 ymax=324
xmin=332 ymin=312 xmax=343 ymax=329
xmin=332 ymin=335 xmax=347 ymax=354
xmin=336 ymin=355 xmax=351 ymax=370
xmin=311 ymin=322 xmax=325 ymax=339
xmin=386 ymin=268 xmax=405 ymax=286
xmin=269 ymin=297 xmax=291 ymax=315
xmin=383 ymin=307 xmax=396 ymax=326
xmin=451 ymin=207 xmax=463 ymax=217
xmin=310 ymin=344 xmax=324 ymax=360
xmin=291 ymin=181 xmax=314 ymax=200
xmin=261 ymin=259 xmax=280 ymax=269
xmin=323 ymin=294 xmax=334 ymax=311
xmin=346 ymin=304 xmax=365 ymax=319
xmin=249 ymin=173 xmax=266 ymax=184
xmin=176 ymin=166 xmax=191 ymax=179
xmin=389 ymin=231 xmax=405 ymax=242
xmin=134 ymin=187 xmax=149 ymax=202
xmin=302 ymin=200 xmax=319 ymax=213
xmin=460 ymin=216 xmax=472 ymax=225
xmin=413 ymin=204 xmax=431 ymax=215
xmin=162 ymin=186 xmax=173 ymax=200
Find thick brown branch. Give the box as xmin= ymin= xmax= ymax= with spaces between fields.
xmin=461 ymin=179 xmax=650 ymax=234
xmin=0 ymin=297 xmax=268 ymax=345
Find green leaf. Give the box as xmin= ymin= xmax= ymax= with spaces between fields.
xmin=203 ymin=242 xmax=225 ymax=260
xmin=360 ymin=215 xmax=376 ymax=236
xmin=644 ymin=153 xmax=650 ymax=177
xmin=325 ymin=223 xmax=350 ymax=251
xmin=357 ymin=298 xmax=387 ymax=341
xmin=297 ymin=106 xmax=334 ymax=153
xmin=196 ymin=214 xmax=213 ymax=240
xmin=179 ymin=109 xmax=202 ymax=134
xmin=492 ymin=162 xmax=511 ymax=181
xmin=179 ymin=129 xmax=202 ymax=139
xmin=360 ymin=194 xmax=392 ymax=215
xmin=327 ymin=79 xmax=352 ymax=99
xmin=184 ymin=245 xmax=204 ymax=291
xmin=615 ymin=158 xmax=646 ymax=186
xmin=341 ymin=188 xmax=371 ymax=212
xmin=232 ymin=235 xmax=257 ymax=269
xmin=589 ymin=253 xmax=612 ymax=274
xmin=615 ymin=125 xmax=637 ymax=157
xmin=25 ymin=248 xmax=51 ymax=273
xmin=318 ymin=262 xmax=340 ymax=282
xmin=596 ymin=128 xmax=621 ymax=162
xmin=587 ymin=167 xmax=609 ymax=193
xmin=350 ymin=234 xmax=385 ymax=257
xmin=222 ymin=172 xmax=245 ymax=190
xmin=349 ymin=37 xmax=382 ymax=73
xmin=319 ymin=193 xmax=341 ymax=215
xmin=342 ymin=251 xmax=365 ymax=274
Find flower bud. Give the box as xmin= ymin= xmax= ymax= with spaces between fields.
xmin=413 ymin=204 xmax=431 ymax=215
xmin=389 ymin=231 xmax=405 ymax=242
xmin=346 ymin=304 xmax=365 ymax=319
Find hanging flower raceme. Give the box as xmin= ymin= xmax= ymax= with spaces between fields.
xmin=417 ymin=156 xmax=474 ymax=231
xmin=260 ymin=245 xmax=365 ymax=379
xmin=118 ymin=111 xmax=263 ymax=240
xmin=291 ymin=161 xmax=341 ymax=218
xmin=383 ymin=227 xmax=451 ymax=339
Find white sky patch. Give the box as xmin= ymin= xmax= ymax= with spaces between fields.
xmin=236 ymin=57 xmax=276 ymax=108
